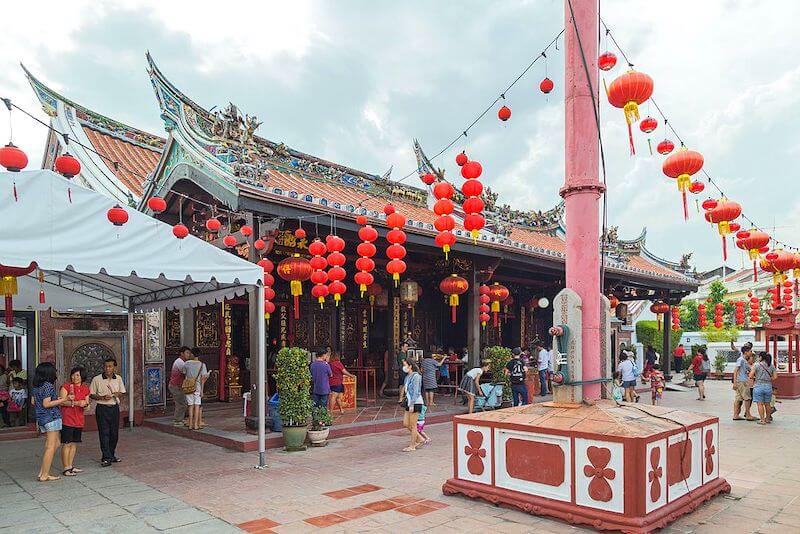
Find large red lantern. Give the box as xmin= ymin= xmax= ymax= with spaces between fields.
xmin=356 ymin=223 xmax=378 ymax=296
xmin=650 ymin=301 xmax=670 ymax=331
xmin=277 ymin=254 xmax=312 ymax=319
xmin=309 ymin=239 xmax=329 ymax=307
xmin=598 ymin=51 xmax=617 ymax=71
xmin=384 ymin=207 xmax=407 ymax=286
xmin=0 ymin=262 xmax=36 ymax=327
xmin=107 ymin=204 xmax=129 ymax=226
xmin=662 ymin=148 xmax=704 ymax=220
xmin=55 ymin=152 xmax=81 ymax=178
xmin=487 ymin=282 xmax=510 ymax=328
xmin=607 ymin=70 xmax=654 ymax=155
xmin=735 ymin=229 xmax=770 ymax=282
xmin=704 ymin=198 xmax=741 ymax=261
xmin=147 ymin=196 xmax=167 ymax=214
xmin=439 ymin=274 xmax=469 ymax=324
xmin=0 ymin=143 xmax=28 ymax=172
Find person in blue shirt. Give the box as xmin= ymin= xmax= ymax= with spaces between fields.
xmin=33 ymin=362 xmax=69 ymax=482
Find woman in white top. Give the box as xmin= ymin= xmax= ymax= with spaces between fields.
xmin=459 ymin=361 xmax=491 ymax=414
xmin=181 ymin=352 xmax=209 ymax=431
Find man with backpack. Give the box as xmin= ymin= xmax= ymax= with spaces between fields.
xmin=505 ymin=348 xmax=529 ymax=406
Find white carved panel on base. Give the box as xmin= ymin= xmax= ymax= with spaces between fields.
xmin=645 ymin=439 xmax=667 ymax=513
xmin=494 ymin=429 xmax=571 ymax=502
xmin=667 ymin=428 xmax=702 ymax=502
xmin=702 ymin=423 xmax=719 ymax=483
xmin=574 ymin=438 xmax=625 ymax=514
xmin=456 ymin=424 xmax=493 ymax=485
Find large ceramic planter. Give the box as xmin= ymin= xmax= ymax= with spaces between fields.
xmin=282 ymin=425 xmax=308 ymax=451
xmin=308 ymin=427 xmax=330 ymax=446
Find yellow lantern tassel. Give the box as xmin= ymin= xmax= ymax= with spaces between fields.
xmin=443 ymin=244 xmax=450 ymax=260
xmin=470 ymin=229 xmax=479 ymax=243
xmin=1 ymin=276 xmax=18 ymax=296
xmin=491 ymin=301 xmax=500 ymax=313
xmin=623 ymin=101 xmax=640 ymax=125
xmin=318 ymin=296 xmax=325 ymax=308
xmin=290 ymin=280 xmax=302 ymax=297
xmin=334 ymin=293 xmax=341 ymax=305
xmin=359 ymin=283 xmax=367 ymax=296
xmin=393 ymin=272 xmax=399 ymax=286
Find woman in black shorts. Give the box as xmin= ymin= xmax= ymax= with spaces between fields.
xmin=58 ymin=366 xmax=90 ymax=476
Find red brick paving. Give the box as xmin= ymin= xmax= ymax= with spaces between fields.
xmin=335 ymin=506 xmax=377 ymax=520
xmin=237 ymin=517 xmax=280 ymax=532
xmin=362 ymin=499 xmax=401 ymax=512
xmin=396 ymin=502 xmax=440 ymax=516
xmin=322 ymin=488 xmax=358 ymax=499
xmin=303 ymin=513 xmax=350 ymax=527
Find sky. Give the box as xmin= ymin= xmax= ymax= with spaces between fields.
xmin=2 ymin=0 xmax=799 ymax=272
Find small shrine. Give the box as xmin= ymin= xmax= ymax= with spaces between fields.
xmin=756 ymin=304 xmax=800 ymax=399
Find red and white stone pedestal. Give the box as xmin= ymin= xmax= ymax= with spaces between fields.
xmin=443 ymin=401 xmax=730 ymax=533
xmin=774 ymin=372 xmax=800 ymax=399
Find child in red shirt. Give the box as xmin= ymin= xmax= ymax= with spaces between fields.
xmin=650 ymin=364 xmax=665 ymax=406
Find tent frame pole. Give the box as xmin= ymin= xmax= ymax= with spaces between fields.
xmin=127 ymin=311 xmax=135 ymax=430
xmin=256 ymin=284 xmax=267 ymax=469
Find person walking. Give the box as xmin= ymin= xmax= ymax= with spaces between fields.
xmin=536 ymin=342 xmax=550 ymax=396
xmin=168 ymin=347 xmax=191 ymax=427
xmin=310 ymin=348 xmax=332 ymax=408
xmin=749 ymin=352 xmax=777 ymax=425
xmin=618 ymin=352 xmax=637 ymax=402
xmin=650 ymin=364 xmax=665 ymax=406
xmin=328 ymin=352 xmax=355 ymax=414
xmin=691 ymin=347 xmax=710 ymax=401
xmin=644 ymin=345 xmax=657 ymax=380
xmin=181 ymin=351 xmax=209 ymax=431
xmin=673 ymin=343 xmax=686 ymax=374
xmin=399 ymin=358 xmax=424 ymax=451
xmin=732 ymin=343 xmax=756 ymax=421
xmin=505 ymin=348 xmax=528 ymax=406
xmin=58 ymin=366 xmax=89 ymax=476
xmin=89 ymin=358 xmax=126 ymax=467
xmin=420 ymin=352 xmax=442 ymax=408
xmin=32 ymin=362 xmax=67 ymax=482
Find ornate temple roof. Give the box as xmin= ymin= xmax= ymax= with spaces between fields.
xmin=23 ymin=57 xmax=698 ymax=290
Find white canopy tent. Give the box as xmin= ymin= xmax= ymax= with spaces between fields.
xmin=0 ymin=170 xmax=269 ymax=467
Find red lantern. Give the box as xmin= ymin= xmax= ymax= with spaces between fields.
xmin=356 ymin=224 xmax=378 ymax=296
xmin=439 ymin=274 xmax=469 ymax=323
xmin=294 ymin=228 xmax=306 ymax=240
xmin=704 ymin=198 xmax=741 ymax=261
xmin=639 ymin=116 xmax=657 ymax=133
xmin=421 ymin=172 xmax=436 ymax=186
xmin=607 ymin=70 xmax=654 ymax=155
xmin=0 ymin=143 xmax=28 ymax=172
xmin=540 ymin=77 xmax=554 ymax=94
xmin=254 ymin=238 xmax=266 ymax=251
xmin=328 ymin=280 xmax=346 ymax=304
xmin=650 ymin=301 xmax=670 ymax=331
xmin=383 ymin=204 xmax=395 ymax=215
xmin=701 ymin=198 xmax=718 ymax=211
xmin=688 ymin=181 xmax=704 ymax=194
xmin=487 ymin=283 xmax=510 ymax=328
xmin=107 ymin=204 xmax=128 ymax=226
xmin=223 ymin=235 xmax=237 ymax=248
xmin=698 ymin=303 xmax=708 ymax=328
xmin=55 ymin=152 xmax=80 ymax=178
xmin=356 ymin=214 xmax=367 ymax=225
xmin=172 ymin=223 xmax=189 ymax=239
xmin=455 ymin=151 xmax=468 ymax=166
xmin=277 ymin=254 xmax=312 ymax=319
xmin=598 ymin=51 xmax=617 ymax=71
xmin=0 ymin=262 xmax=36 ymax=327
xmin=663 ymin=148 xmax=704 ymax=220
xmin=461 ymin=161 xmax=482 ymax=180
xmin=240 ymin=225 xmax=253 ymax=237
xmin=657 ymin=139 xmax=675 ymax=155
xmin=147 ymin=196 xmax=167 ymax=214
xmin=498 ymin=105 xmax=511 ymax=122
xmin=205 ymin=218 xmax=221 ymax=233
xmin=736 ymin=229 xmax=770 ymax=282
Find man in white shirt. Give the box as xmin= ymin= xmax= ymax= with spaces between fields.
xmin=537 ymin=342 xmax=550 ymax=396
xmin=89 ymin=357 xmax=126 ymax=467
xmin=617 ymin=352 xmax=636 ymax=402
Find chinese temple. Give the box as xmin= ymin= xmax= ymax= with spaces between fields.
xmin=22 ymin=56 xmax=698 ymax=412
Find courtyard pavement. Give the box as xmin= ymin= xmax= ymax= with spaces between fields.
xmin=2 ymin=380 xmax=800 ymax=533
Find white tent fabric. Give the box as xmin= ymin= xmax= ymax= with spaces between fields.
xmin=0 ymin=170 xmax=268 ymax=467
xmin=1 ymin=170 xmax=263 ymax=312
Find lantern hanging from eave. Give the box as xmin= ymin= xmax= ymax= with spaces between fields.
xmin=607 ymin=70 xmax=654 ymax=155
xmin=356 ymin=223 xmax=378 ymax=296
xmin=704 ymin=198 xmax=741 ymax=261
xmin=479 ymin=284 xmax=491 ymax=328
xmin=650 ymin=301 xmax=670 ymax=331
xmin=461 ymin=160 xmax=485 ymax=242
xmin=384 ymin=206 xmax=407 ymax=286
xmin=663 ymin=147 xmax=704 ymax=220
xmin=433 ymin=181 xmax=456 ymax=258
xmin=487 ymin=282 xmax=510 ymax=328
xmin=366 ymin=282 xmax=382 ymax=322
xmin=639 ymin=116 xmax=658 ymax=155
xmin=735 ymin=229 xmax=770 ymax=282
xmin=671 ymin=305 xmax=681 ymax=331
xmin=439 ymin=274 xmax=469 ymax=323
xmin=325 ymin=235 xmax=347 ymax=305
xmin=308 ymin=239 xmax=329 ymax=308
xmin=0 ymin=262 xmax=36 ymax=327
xmin=277 ymin=254 xmax=312 ymax=319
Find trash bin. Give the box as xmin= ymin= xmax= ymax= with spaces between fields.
xmin=268 ymin=393 xmax=281 ymax=432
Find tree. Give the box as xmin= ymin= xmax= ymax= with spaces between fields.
xmin=680 ymin=300 xmax=699 ymax=331
xmin=706 ymin=280 xmax=735 ymax=326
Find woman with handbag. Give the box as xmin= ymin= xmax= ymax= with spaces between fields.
xmin=399 ymin=358 xmax=424 ymax=452
xmin=749 ymin=352 xmax=777 ymax=425
xmin=181 ymin=352 xmax=209 ymax=431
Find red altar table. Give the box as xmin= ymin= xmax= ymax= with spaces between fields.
xmin=759 ymin=305 xmax=800 ymax=399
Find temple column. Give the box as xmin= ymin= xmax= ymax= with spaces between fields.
xmin=466 ymin=263 xmax=480 ymax=367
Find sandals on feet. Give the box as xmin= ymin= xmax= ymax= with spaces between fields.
xmin=62 ymin=468 xmax=76 ymax=477
xmin=402 ymin=446 xmax=417 ymax=452
xmin=38 ymin=475 xmax=60 ymax=482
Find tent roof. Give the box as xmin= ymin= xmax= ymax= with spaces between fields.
xmin=0 ymin=170 xmax=262 ymax=313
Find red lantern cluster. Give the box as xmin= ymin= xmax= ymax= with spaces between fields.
xmin=55 ymin=152 xmax=80 ymax=178
xmin=277 ymin=254 xmax=312 ymax=319
xmin=713 ymin=302 xmax=724 ymax=329
xmin=703 ymin=198 xmax=741 ymax=261
xmin=734 ymin=301 xmax=745 ymax=326
xmin=735 ymin=229 xmax=770 ymax=282
xmin=309 ymin=239 xmax=329 ymax=307
xmin=749 ymin=293 xmax=760 ymax=324
xmin=326 ymin=235 xmax=347 ymax=305
xmin=439 ymin=274 xmax=469 ymax=323
xmin=433 ymin=181 xmax=456 ymax=259
xmin=107 ymin=204 xmax=129 ymax=226
xmin=698 ymin=302 xmax=708 ymax=329
xmin=663 ymin=147 xmax=704 ymax=220
xmin=671 ymin=306 xmax=681 ymax=331
xmin=384 ymin=205 xmax=407 ymax=286
xmin=487 ymin=282 xmax=510 ymax=328
xmin=461 ymin=159 xmax=486 ymax=242
xmin=258 ymin=259 xmax=276 ymax=323
xmin=497 ymin=105 xmax=511 ymax=122
xmin=355 ymin=221 xmax=378 ymax=297
xmin=479 ymin=284 xmax=491 ymax=328
xmin=607 ymin=70 xmax=654 ymax=155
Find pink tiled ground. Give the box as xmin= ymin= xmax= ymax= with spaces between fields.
xmin=106 ymin=380 xmax=800 ymax=532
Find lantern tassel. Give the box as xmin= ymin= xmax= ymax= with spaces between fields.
xmin=682 ymin=191 xmax=688 ymax=221
xmin=68 ymin=187 xmax=72 ymax=204
xmin=39 ymin=289 xmax=45 ymax=304
xmin=647 ymin=138 xmax=653 ymax=156
xmin=722 ymin=235 xmax=728 ymax=261
xmin=4 ymin=295 xmax=12 ymax=327
xmin=627 ymin=122 xmax=635 ymax=156
xmin=293 ymin=294 xmax=300 ymax=320
xmin=12 ymin=181 xmax=18 ymax=202
xmin=449 ymin=294 xmax=459 ymax=324
xmin=493 ymin=311 xmax=499 ymax=328
xmin=753 ymin=260 xmax=758 ymax=283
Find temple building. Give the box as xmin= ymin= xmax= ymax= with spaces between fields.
xmin=19 ymin=55 xmax=698 ymax=416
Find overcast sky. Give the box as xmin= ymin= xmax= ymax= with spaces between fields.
xmin=2 ymin=0 xmax=798 ymax=272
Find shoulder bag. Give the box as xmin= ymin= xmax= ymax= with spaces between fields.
xmin=181 ymin=363 xmax=203 ymax=394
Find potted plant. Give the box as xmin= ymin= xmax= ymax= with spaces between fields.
xmin=308 ymin=406 xmax=332 ymax=446
xmin=275 ymin=347 xmax=312 ymax=451
xmin=487 ymin=346 xmax=513 ymax=407
xmin=713 ymin=354 xmax=727 ymax=377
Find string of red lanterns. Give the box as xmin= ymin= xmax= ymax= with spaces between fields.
xmin=432 ymin=181 xmax=456 ymax=259
xmin=460 ymin=159 xmax=486 ymax=243
xmin=258 ymin=258 xmax=276 ymax=324
xmin=308 ymin=238 xmax=329 ymax=308
xmin=325 ymin=234 xmax=347 ymax=305
xmin=355 ymin=216 xmax=377 ymax=297
xmin=478 ymin=284 xmax=491 ymax=328
xmin=384 ymin=204 xmax=407 ymax=286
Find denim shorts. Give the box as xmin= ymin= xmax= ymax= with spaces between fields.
xmin=39 ymin=419 xmax=63 ymax=433
xmin=622 ymin=380 xmax=637 ymax=388
xmin=752 ymin=384 xmax=772 ymax=403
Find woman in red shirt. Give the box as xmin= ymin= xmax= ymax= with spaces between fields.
xmin=691 ymin=347 xmax=710 ymax=401
xmin=329 ymin=353 xmax=355 ymax=414
xmin=58 ymin=366 xmax=90 ymax=476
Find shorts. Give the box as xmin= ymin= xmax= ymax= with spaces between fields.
xmin=753 ymin=384 xmax=772 ymax=403
xmin=416 ymin=422 xmax=425 ymax=432
xmin=424 ymin=386 xmax=438 ymax=392
xmin=60 ymin=425 xmax=83 ymax=444
xmin=330 ymin=384 xmax=344 ymax=393
xmin=186 ymin=392 xmax=202 ymax=406
xmin=622 ymin=380 xmax=637 ymax=389
xmin=39 ymin=419 xmax=62 ymax=433
xmin=694 ymin=373 xmax=707 ymax=382
xmin=735 ymin=382 xmax=752 ymax=402
xmin=412 ymin=403 xmax=423 ymax=413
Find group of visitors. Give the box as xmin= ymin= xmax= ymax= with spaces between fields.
xmin=614 ymin=349 xmax=663 ymax=405
xmin=0 ymin=360 xmax=28 ymax=427
xmin=30 ymin=357 xmax=125 ymax=482
xmin=169 ymin=346 xmax=210 ymax=430
xmin=731 ymin=342 xmax=778 ymax=425
xmin=310 ymin=347 xmax=355 ymax=413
